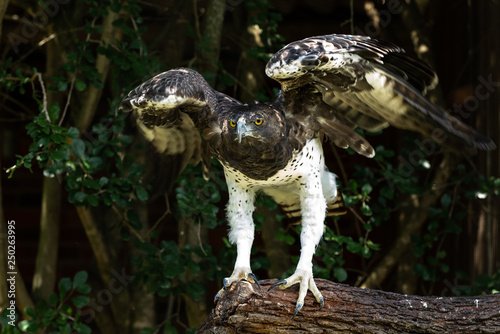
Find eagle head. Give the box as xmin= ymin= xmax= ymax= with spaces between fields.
xmin=223 ymin=103 xmax=285 ymax=146
xmin=218 ymin=102 xmax=292 ymax=179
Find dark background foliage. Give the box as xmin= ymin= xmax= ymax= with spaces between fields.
xmin=0 ymin=0 xmax=499 ymax=333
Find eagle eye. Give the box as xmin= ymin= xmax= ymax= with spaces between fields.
xmin=229 ymin=120 xmax=236 ymax=128
xmin=254 ymin=118 xmax=263 ymax=126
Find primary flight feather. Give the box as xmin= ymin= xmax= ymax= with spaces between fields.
xmin=120 ymin=34 xmax=495 ymax=316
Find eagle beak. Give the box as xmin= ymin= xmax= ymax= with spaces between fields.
xmin=236 ymin=119 xmax=247 ymax=143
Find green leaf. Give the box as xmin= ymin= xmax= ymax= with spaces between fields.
xmin=346 ymin=240 xmax=362 ymax=254
xmin=58 ymin=277 xmax=72 ymax=297
xmin=75 ymin=80 xmax=87 ymax=91
xmin=361 ymin=183 xmax=373 ymax=195
xmin=127 ymin=210 xmax=142 ymax=230
xmin=73 ymin=271 xmax=88 ymax=289
xmin=71 ymin=296 xmax=89 ymax=308
xmin=57 ymin=80 xmax=68 ymax=91
xmin=441 ymin=193 xmax=452 ymax=209
xmin=48 ymin=103 xmax=60 ymax=122
xmin=18 ymin=320 xmax=37 ymax=332
xmin=73 ymin=192 xmax=87 ymax=203
xmin=66 ymin=127 xmax=79 ymax=139
xmin=50 ymin=133 xmax=66 ymax=144
xmin=87 ymin=157 xmax=103 ymax=171
xmin=135 ymin=186 xmax=149 ymax=201
xmin=63 ymin=61 xmax=75 ymax=73
xmin=79 ymin=324 xmax=92 ymax=334
xmin=99 ymin=177 xmax=108 ymax=186
xmin=25 ymin=307 xmax=37 ymax=318
xmin=76 ymin=283 xmax=91 ymax=294
xmin=49 ymin=292 xmax=58 ymax=307
xmin=87 ymin=195 xmax=99 ymax=207
xmin=360 ymin=202 xmax=373 ymax=216
xmin=333 ymin=267 xmax=348 ymax=282
xmin=71 ymin=139 xmax=86 ymax=159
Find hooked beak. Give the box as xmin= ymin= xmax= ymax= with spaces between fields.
xmin=236 ymin=119 xmax=247 ymax=143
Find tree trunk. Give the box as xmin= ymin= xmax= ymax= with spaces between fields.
xmin=73 ymin=8 xmax=119 ymax=132
xmin=473 ymin=0 xmax=500 ymax=281
xmin=32 ymin=176 xmax=61 ymax=301
xmin=197 ymin=279 xmax=500 ymax=333
xmin=195 ymin=0 xmax=226 ymax=78
xmin=32 ymin=24 xmax=63 ymax=301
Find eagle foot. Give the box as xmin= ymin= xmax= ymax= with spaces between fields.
xmin=268 ymin=269 xmax=324 ymax=316
xmin=214 ymin=268 xmax=260 ymax=303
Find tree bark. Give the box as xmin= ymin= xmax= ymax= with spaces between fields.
xmin=32 ymin=176 xmax=61 ymax=301
xmin=197 ymin=279 xmax=500 ymax=333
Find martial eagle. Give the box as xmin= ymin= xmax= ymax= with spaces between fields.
xmin=120 ymin=34 xmax=495 ymax=315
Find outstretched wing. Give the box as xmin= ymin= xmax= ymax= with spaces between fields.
xmin=266 ymin=34 xmax=495 ymax=155
xmin=120 ymin=68 xmax=241 ymax=187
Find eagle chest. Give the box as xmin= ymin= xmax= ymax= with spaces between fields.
xmin=221 ymin=139 xmax=325 ymax=193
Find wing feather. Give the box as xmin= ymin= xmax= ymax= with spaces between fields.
xmin=120 ymin=68 xmax=239 ymax=190
xmin=266 ymin=34 xmax=495 ymax=152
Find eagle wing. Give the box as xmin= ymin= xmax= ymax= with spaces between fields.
xmin=266 ymin=34 xmax=495 ymax=155
xmin=120 ymin=68 xmax=241 ymax=186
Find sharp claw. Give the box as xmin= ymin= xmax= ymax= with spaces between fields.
xmin=214 ymin=290 xmax=221 ymax=303
xmin=319 ymin=296 xmax=324 ymax=309
xmin=247 ymin=273 xmax=261 ymax=290
xmin=223 ymin=278 xmax=229 ymax=290
xmin=268 ymin=279 xmax=287 ymax=292
xmin=293 ymin=302 xmax=303 ymax=317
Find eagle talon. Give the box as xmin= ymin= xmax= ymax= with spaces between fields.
xmin=247 ymin=272 xmax=261 ymax=289
xmin=268 ymin=279 xmax=287 ymax=292
xmin=319 ymin=296 xmax=324 ymax=309
xmin=214 ymin=290 xmax=222 ymax=303
xmin=293 ymin=302 xmax=303 ymax=318
xmin=222 ymin=278 xmax=229 ymax=290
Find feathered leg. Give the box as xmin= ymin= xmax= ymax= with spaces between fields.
xmin=269 ymin=166 xmax=326 ymax=315
xmin=215 ymin=178 xmax=260 ymax=301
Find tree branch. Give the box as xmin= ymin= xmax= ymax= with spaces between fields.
xmin=198 ymin=279 xmax=500 ymax=333
xmin=73 ymin=7 xmax=119 ymax=132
